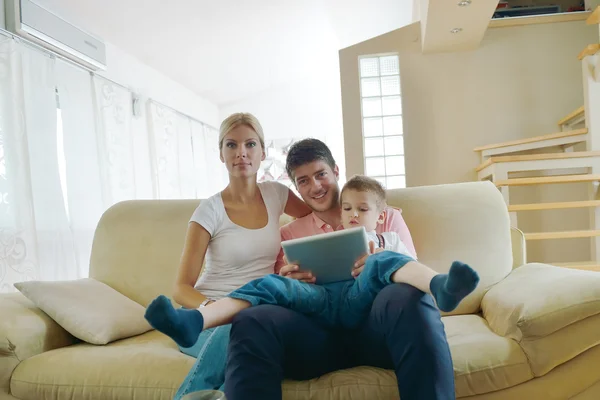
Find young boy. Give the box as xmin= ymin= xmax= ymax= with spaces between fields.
xmin=145 ymin=176 xmax=480 ymax=349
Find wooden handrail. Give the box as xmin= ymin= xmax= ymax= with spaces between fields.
xmin=557 ymin=106 xmax=585 ymax=126
xmin=495 ymin=174 xmax=600 ymax=187
xmin=508 ymin=200 xmax=600 ymax=212
xmin=587 ymin=6 xmax=600 ymax=24
xmin=578 ymin=44 xmax=600 ymax=60
xmin=475 ymin=150 xmax=600 ymax=172
xmin=473 ymin=128 xmax=587 ymax=152
xmin=525 ymin=230 xmax=600 ymax=240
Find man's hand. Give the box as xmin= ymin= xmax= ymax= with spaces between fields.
xmin=279 ymin=256 xmax=316 ymax=283
xmin=351 ymin=241 xmax=384 ymax=278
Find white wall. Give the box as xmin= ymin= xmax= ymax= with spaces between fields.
xmin=97 ymin=42 xmax=219 ymax=129
xmin=219 ymin=54 xmax=347 ymax=180
xmin=0 ymin=0 xmax=6 ymax=30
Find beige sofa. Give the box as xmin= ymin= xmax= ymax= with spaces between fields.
xmin=2 ymin=181 xmax=600 ymax=400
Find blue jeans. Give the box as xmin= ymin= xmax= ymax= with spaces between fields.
xmin=174 ymin=324 xmax=231 ymax=400
xmin=229 ymin=251 xmax=414 ymax=329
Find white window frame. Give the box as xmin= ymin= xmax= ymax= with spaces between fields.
xmin=358 ymin=53 xmax=406 ymax=189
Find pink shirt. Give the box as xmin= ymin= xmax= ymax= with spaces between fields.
xmin=275 ymin=207 xmax=417 ymax=273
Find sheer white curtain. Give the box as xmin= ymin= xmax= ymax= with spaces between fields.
xmin=0 ymin=35 xmax=81 ymax=291
xmin=92 ymin=76 xmax=137 ymax=205
xmin=0 ymin=34 xmax=227 ymax=292
xmin=149 ymin=102 xmax=227 ymax=199
xmin=191 ymin=120 xmax=228 ymax=198
xmin=56 ymin=60 xmax=104 ymax=278
xmin=148 ymin=101 xmax=196 ymax=199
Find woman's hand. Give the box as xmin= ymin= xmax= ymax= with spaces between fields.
xmin=351 ymin=241 xmax=384 ymax=278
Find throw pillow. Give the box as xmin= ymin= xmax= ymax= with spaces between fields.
xmin=14 ymin=278 xmax=152 ymax=345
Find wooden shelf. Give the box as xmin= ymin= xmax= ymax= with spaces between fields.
xmin=495 ymin=174 xmax=600 ymax=187
xmin=578 ymin=44 xmax=600 ymax=60
xmin=557 ymin=106 xmax=585 ymax=126
xmin=508 ymin=200 xmax=600 ymax=212
xmin=525 ymin=230 xmax=600 ymax=240
xmin=587 ymin=6 xmax=600 ymax=25
xmin=476 ymin=150 xmax=600 ymax=172
xmin=473 ymin=129 xmax=587 ymax=152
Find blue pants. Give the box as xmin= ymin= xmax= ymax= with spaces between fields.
xmin=174 ymin=324 xmax=231 ymax=399
xmin=229 ymin=251 xmax=415 ymax=329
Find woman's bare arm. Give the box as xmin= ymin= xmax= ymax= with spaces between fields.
xmin=173 ymin=222 xmax=213 ymax=309
xmin=284 ymin=188 xmax=312 ymax=218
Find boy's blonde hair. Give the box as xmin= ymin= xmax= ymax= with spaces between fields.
xmin=218 ymin=112 xmax=265 ymax=150
xmin=341 ymin=175 xmax=387 ymax=211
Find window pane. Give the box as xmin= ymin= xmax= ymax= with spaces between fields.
xmin=379 ymin=56 xmax=399 ymax=76
xmin=364 ymin=137 xmax=384 ymax=157
xmin=387 ymin=175 xmax=406 ymax=189
xmin=385 ymin=156 xmax=405 ymax=175
xmin=384 ymin=136 xmax=404 ymax=155
xmin=362 ymin=97 xmax=382 ymax=117
xmin=373 ymin=176 xmax=387 ymax=187
xmin=380 ymin=76 xmax=400 ymax=96
xmin=383 ymin=116 xmax=403 ymax=136
xmin=382 ymin=96 xmax=402 ymax=116
xmin=363 ymin=117 xmax=383 ymax=137
xmin=360 ymin=58 xmax=379 ymax=77
xmin=365 ymin=157 xmax=386 ymax=176
xmin=361 ymin=78 xmax=381 ymax=97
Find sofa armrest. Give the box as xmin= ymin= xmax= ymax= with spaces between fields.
xmin=0 ymin=293 xmax=77 ymax=397
xmin=510 ymin=226 xmax=526 ymax=269
xmin=481 ymin=263 xmax=600 ymax=340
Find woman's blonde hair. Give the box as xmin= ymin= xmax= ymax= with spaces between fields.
xmin=218 ymin=112 xmax=265 ymax=150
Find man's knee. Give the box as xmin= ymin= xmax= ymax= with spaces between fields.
xmin=232 ymin=304 xmax=280 ymax=328
xmin=372 ymin=283 xmax=437 ymax=321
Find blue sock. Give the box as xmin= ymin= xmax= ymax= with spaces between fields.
xmin=430 ymin=261 xmax=480 ymax=312
xmin=144 ymin=295 xmax=204 ymax=348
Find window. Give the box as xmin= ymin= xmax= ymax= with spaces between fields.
xmin=359 ymin=54 xmax=406 ymax=189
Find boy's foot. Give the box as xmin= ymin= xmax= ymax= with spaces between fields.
xmin=144 ymin=295 xmax=204 ymax=348
xmin=430 ymin=261 xmax=480 ymax=312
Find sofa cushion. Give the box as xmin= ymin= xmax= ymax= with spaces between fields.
xmin=10 ymin=330 xmax=194 ymax=400
xmin=443 ymin=315 xmax=533 ymax=397
xmin=14 ymin=278 xmax=152 ymax=345
xmin=518 ymin=312 xmax=600 ymax=376
xmin=482 ymin=263 xmax=600 ymax=340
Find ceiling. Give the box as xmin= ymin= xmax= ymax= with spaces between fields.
xmin=36 ymin=0 xmax=413 ymax=105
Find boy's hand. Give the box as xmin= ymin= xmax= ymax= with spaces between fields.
xmin=279 ymin=256 xmax=316 ymax=283
xmin=352 ymin=241 xmax=384 ymax=278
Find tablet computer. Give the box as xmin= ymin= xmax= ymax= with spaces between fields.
xmin=281 ymin=227 xmax=370 ymax=285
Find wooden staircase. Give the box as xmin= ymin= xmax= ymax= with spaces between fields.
xmin=473 ymin=7 xmax=600 ymax=272
xmin=474 ymin=104 xmax=600 ymax=272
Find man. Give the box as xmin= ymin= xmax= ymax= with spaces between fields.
xmin=224 ymin=139 xmax=455 ymax=400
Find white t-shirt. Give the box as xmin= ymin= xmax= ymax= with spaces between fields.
xmin=366 ymin=231 xmax=416 ymax=259
xmin=190 ymin=181 xmax=289 ymax=299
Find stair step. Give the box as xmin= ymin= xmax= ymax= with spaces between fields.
xmin=495 ymin=174 xmax=600 ymax=187
xmin=578 ymin=44 xmax=600 ymax=60
xmin=525 ymin=230 xmax=600 ymax=240
xmin=476 ymin=150 xmax=600 ymax=172
xmin=587 ymin=6 xmax=599 ymax=24
xmin=557 ymin=106 xmax=585 ymax=126
xmin=473 ymin=129 xmax=587 ymax=152
xmin=553 ymin=262 xmax=600 ymax=272
xmin=508 ymin=200 xmax=600 ymax=212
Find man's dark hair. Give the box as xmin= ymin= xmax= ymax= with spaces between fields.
xmin=285 ymin=138 xmax=336 ymax=181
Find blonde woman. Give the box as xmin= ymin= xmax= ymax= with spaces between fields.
xmin=145 ymin=113 xmax=311 ymax=398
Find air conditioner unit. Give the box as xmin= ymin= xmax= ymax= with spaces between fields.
xmin=4 ymin=0 xmax=106 ymax=70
